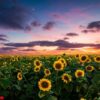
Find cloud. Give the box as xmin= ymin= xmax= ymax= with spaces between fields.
xmin=31 ymin=21 xmax=41 ymax=27
xmin=0 ymin=1 xmax=34 ymax=30
xmin=43 ymin=21 xmax=56 ymax=30
xmin=82 ymin=21 xmax=100 ymax=33
xmin=66 ymin=33 xmax=79 ymax=36
xmin=87 ymin=21 xmax=100 ymax=29
xmin=0 ymin=47 xmax=16 ymax=53
xmin=63 ymin=37 xmax=69 ymax=40
xmin=0 ymin=34 xmax=8 ymax=41
xmin=20 ymin=49 xmax=36 ymax=51
xmin=50 ymin=7 xmax=92 ymax=24
xmin=4 ymin=40 xmax=100 ymax=50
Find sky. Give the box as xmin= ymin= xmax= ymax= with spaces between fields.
xmin=0 ymin=0 xmax=100 ymax=55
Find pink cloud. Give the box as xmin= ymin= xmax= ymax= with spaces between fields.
xmin=50 ymin=7 xmax=93 ymax=24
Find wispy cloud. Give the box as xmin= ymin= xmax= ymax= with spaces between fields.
xmin=0 ymin=34 xmax=8 ymax=41
xmin=43 ymin=21 xmax=56 ymax=30
xmin=31 ymin=21 xmax=41 ymax=27
xmin=66 ymin=33 xmax=79 ymax=37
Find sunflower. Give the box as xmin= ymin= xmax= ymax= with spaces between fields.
xmin=75 ymin=70 xmax=85 ymax=78
xmin=44 ymin=69 xmax=51 ymax=77
xmin=34 ymin=66 xmax=41 ymax=72
xmin=34 ymin=59 xmax=42 ymax=67
xmin=56 ymin=56 xmax=62 ymax=60
xmin=61 ymin=73 xmax=72 ymax=83
xmin=38 ymin=78 xmax=52 ymax=91
xmin=75 ymin=54 xmax=79 ymax=58
xmin=58 ymin=58 xmax=67 ymax=67
xmin=94 ymin=56 xmax=100 ymax=63
xmin=53 ymin=61 xmax=64 ymax=71
xmin=86 ymin=58 xmax=91 ymax=63
xmin=79 ymin=55 xmax=89 ymax=63
xmin=17 ymin=72 xmax=22 ymax=81
xmin=85 ymin=65 xmax=94 ymax=72
xmin=80 ymin=97 xmax=86 ymax=100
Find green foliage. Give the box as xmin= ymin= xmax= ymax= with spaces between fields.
xmin=0 ymin=55 xmax=100 ymax=100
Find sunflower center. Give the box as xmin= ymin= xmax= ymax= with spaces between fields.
xmin=41 ymin=81 xmax=49 ymax=88
xmin=36 ymin=61 xmax=40 ymax=66
xmin=76 ymin=54 xmax=79 ymax=57
xmin=87 ymin=66 xmax=92 ymax=70
xmin=19 ymin=74 xmax=22 ymax=78
xmin=36 ymin=68 xmax=39 ymax=71
xmin=81 ymin=56 xmax=86 ymax=60
xmin=55 ymin=63 xmax=61 ymax=69
xmin=64 ymin=75 xmax=69 ymax=81
xmin=61 ymin=60 xmax=64 ymax=63
xmin=46 ymin=70 xmax=49 ymax=74
xmin=77 ymin=72 xmax=82 ymax=76
xmin=96 ymin=57 xmax=100 ymax=61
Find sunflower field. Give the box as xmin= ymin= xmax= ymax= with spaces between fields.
xmin=0 ymin=54 xmax=100 ymax=100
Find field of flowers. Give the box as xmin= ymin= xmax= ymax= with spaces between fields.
xmin=0 ymin=54 xmax=100 ymax=100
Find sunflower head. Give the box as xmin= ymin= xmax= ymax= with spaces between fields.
xmin=58 ymin=58 xmax=67 ymax=67
xmin=79 ymin=55 xmax=89 ymax=63
xmin=94 ymin=56 xmax=100 ymax=63
xmin=86 ymin=58 xmax=91 ymax=63
xmin=34 ymin=66 xmax=41 ymax=72
xmin=61 ymin=73 xmax=72 ymax=83
xmin=34 ymin=59 xmax=42 ymax=67
xmin=53 ymin=61 xmax=64 ymax=71
xmin=57 ymin=56 xmax=62 ymax=60
xmin=75 ymin=70 xmax=85 ymax=78
xmin=80 ymin=97 xmax=86 ymax=100
xmin=17 ymin=72 xmax=22 ymax=81
xmin=75 ymin=54 xmax=79 ymax=58
xmin=86 ymin=65 xmax=94 ymax=72
xmin=44 ymin=69 xmax=51 ymax=77
xmin=38 ymin=78 xmax=52 ymax=91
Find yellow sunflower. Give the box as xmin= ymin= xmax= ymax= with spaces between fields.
xmin=75 ymin=54 xmax=79 ymax=58
xmin=58 ymin=58 xmax=67 ymax=67
xmin=79 ymin=55 xmax=89 ymax=63
xmin=17 ymin=72 xmax=22 ymax=81
xmin=53 ymin=61 xmax=64 ymax=71
xmin=56 ymin=56 xmax=62 ymax=60
xmin=34 ymin=66 xmax=41 ymax=72
xmin=61 ymin=73 xmax=72 ymax=83
xmin=86 ymin=58 xmax=91 ymax=63
xmin=38 ymin=78 xmax=52 ymax=91
xmin=75 ymin=70 xmax=85 ymax=78
xmin=34 ymin=59 xmax=42 ymax=67
xmin=94 ymin=56 xmax=100 ymax=63
xmin=44 ymin=69 xmax=51 ymax=77
xmin=80 ymin=97 xmax=86 ymax=100
xmin=85 ymin=65 xmax=94 ymax=72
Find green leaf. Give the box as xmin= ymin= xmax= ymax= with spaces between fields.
xmin=47 ymin=96 xmax=57 ymax=100
xmin=14 ymin=85 xmax=21 ymax=91
xmin=38 ymin=91 xmax=46 ymax=98
xmin=0 ymin=78 xmax=11 ymax=89
xmin=0 ymin=91 xmax=9 ymax=97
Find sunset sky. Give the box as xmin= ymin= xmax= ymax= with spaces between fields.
xmin=0 ymin=0 xmax=100 ymax=55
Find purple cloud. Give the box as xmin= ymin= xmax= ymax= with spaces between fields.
xmin=82 ymin=21 xmax=100 ymax=33
xmin=63 ymin=37 xmax=69 ymax=40
xmin=0 ymin=34 xmax=8 ymax=41
xmin=43 ymin=21 xmax=56 ymax=30
xmin=0 ymin=1 xmax=34 ymax=30
xmin=66 ymin=33 xmax=79 ymax=36
xmin=31 ymin=21 xmax=41 ymax=27
xmin=4 ymin=40 xmax=100 ymax=50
